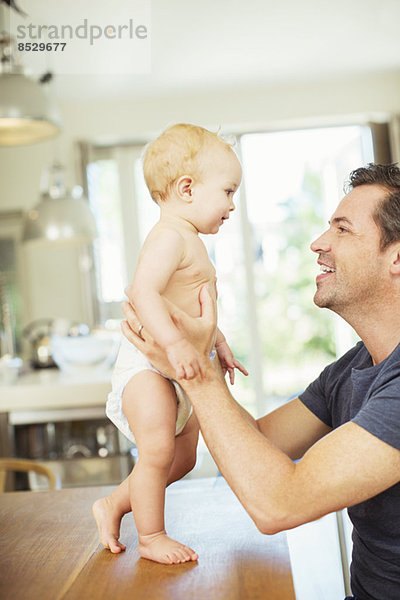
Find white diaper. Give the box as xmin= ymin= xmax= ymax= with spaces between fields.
xmin=106 ymin=335 xmax=193 ymax=444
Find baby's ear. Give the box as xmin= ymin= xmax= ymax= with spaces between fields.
xmin=176 ymin=175 xmax=193 ymax=202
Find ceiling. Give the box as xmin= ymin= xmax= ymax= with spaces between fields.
xmin=5 ymin=0 xmax=400 ymax=101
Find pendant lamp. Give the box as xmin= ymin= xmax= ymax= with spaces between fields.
xmin=0 ymin=33 xmax=62 ymax=145
xmin=22 ymin=163 xmax=97 ymax=244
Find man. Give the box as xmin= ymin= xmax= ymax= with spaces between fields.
xmin=122 ymin=163 xmax=400 ymax=600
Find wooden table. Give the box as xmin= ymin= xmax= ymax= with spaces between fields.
xmin=0 ymin=478 xmax=295 ymax=600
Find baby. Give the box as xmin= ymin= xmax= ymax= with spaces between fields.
xmin=93 ymin=123 xmax=247 ymax=565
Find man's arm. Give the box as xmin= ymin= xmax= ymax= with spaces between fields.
xmin=256 ymin=398 xmax=331 ymax=461
xmin=211 ymin=372 xmax=330 ymax=458
xmin=182 ymin=368 xmax=400 ymax=534
xmin=121 ymin=287 xmax=400 ymax=533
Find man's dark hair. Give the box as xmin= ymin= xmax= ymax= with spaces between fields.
xmin=346 ymin=163 xmax=400 ymax=250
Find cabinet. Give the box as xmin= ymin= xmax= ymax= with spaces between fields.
xmin=0 ymin=368 xmax=134 ymax=490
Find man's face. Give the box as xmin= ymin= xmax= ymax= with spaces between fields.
xmin=310 ymin=184 xmax=391 ymax=317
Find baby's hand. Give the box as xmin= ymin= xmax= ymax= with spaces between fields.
xmin=215 ymin=340 xmax=248 ymax=385
xmin=166 ymin=339 xmax=206 ymax=380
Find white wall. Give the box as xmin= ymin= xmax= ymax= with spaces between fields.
xmin=2 ymin=70 xmax=400 ymax=212
xmin=61 ymin=70 xmax=400 ymax=143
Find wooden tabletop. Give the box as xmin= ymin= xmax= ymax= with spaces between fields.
xmin=0 ymin=477 xmax=295 ymax=600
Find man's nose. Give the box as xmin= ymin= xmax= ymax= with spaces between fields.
xmin=310 ymin=229 xmax=331 ymax=253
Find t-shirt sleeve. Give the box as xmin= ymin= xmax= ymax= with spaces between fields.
xmin=299 ymin=365 xmax=333 ymax=428
xmin=352 ymin=380 xmax=400 ymax=451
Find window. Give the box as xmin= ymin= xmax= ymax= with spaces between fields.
xmin=87 ymin=159 xmax=126 ymax=304
xmin=236 ymin=125 xmax=373 ymax=413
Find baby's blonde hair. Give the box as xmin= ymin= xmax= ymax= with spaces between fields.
xmin=143 ymin=123 xmax=234 ymax=203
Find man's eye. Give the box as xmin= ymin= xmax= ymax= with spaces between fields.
xmin=338 ymin=227 xmax=348 ymax=233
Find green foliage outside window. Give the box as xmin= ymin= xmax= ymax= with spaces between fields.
xmin=255 ymin=168 xmax=336 ymax=369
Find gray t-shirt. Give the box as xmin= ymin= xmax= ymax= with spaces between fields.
xmin=299 ymin=341 xmax=400 ymax=600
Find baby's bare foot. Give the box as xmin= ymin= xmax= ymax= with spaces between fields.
xmin=92 ymin=497 xmax=126 ymax=553
xmin=138 ymin=530 xmax=198 ymax=564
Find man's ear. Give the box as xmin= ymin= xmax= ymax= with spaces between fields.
xmin=175 ymin=176 xmax=193 ymax=202
xmin=389 ymin=245 xmax=400 ymax=275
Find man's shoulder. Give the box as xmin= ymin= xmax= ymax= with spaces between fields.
xmin=324 ymin=341 xmax=367 ymax=376
xmin=308 ymin=342 xmax=367 ymax=396
xmin=373 ymin=342 xmax=400 ymax=384
xmin=300 ymin=342 xmax=365 ymax=400
xmin=336 ymin=340 xmax=366 ymax=364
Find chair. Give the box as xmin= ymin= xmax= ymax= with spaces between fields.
xmin=0 ymin=458 xmax=58 ymax=493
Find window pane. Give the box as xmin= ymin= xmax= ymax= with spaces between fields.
xmin=238 ymin=126 xmax=373 ymax=408
xmin=87 ymin=160 xmax=127 ymax=304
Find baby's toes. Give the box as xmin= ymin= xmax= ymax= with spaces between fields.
xmin=176 ymin=549 xmax=190 ymax=563
xmin=169 ymin=551 xmax=182 ymax=564
xmin=185 ymin=545 xmax=198 ymax=560
xmin=111 ymin=540 xmax=126 ymax=553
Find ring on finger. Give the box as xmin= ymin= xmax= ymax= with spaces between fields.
xmin=137 ymin=324 xmax=144 ymax=338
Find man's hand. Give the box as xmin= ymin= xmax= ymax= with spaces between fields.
xmin=121 ymin=285 xmax=216 ymax=379
xmin=166 ymin=338 xmax=206 ymax=380
xmin=215 ymin=340 xmax=249 ymax=385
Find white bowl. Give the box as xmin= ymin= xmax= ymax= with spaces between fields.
xmin=50 ymin=334 xmax=119 ymax=372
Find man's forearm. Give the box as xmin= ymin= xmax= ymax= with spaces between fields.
xmin=223 ymin=381 xmax=259 ymax=429
xmin=212 ymin=357 xmax=258 ymax=429
xmin=181 ymin=367 xmax=297 ymax=534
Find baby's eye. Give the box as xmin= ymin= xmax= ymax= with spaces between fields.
xmin=225 ymin=189 xmax=233 ymax=196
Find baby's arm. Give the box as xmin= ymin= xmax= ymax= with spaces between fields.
xmin=130 ymin=229 xmax=205 ymax=380
xmin=215 ymin=328 xmax=248 ymax=384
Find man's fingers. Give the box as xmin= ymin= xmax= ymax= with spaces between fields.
xmin=198 ymin=359 xmax=207 ymax=380
xmin=121 ymin=320 xmax=144 ymax=351
xmin=122 ymin=301 xmax=150 ymax=342
xmin=164 ymin=297 xmax=189 ymax=328
xmin=185 ymin=364 xmax=195 ymax=380
xmin=175 ymin=365 xmax=185 ymax=380
xmin=122 ymin=301 xmax=139 ymax=329
xmin=199 ymin=285 xmax=216 ymax=325
xmin=121 ymin=300 xmax=132 ymax=316
xmin=170 ymin=309 xmax=186 ymax=327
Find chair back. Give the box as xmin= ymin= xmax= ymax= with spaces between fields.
xmin=0 ymin=458 xmax=57 ymax=492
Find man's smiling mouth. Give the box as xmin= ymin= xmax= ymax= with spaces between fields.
xmin=316 ymin=262 xmax=336 ymax=283
xmin=320 ymin=265 xmax=335 ymax=273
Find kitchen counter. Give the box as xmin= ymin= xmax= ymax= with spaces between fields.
xmin=0 ymin=367 xmax=132 ymax=487
xmin=0 ymin=367 xmax=111 ymax=428
xmin=0 ymin=367 xmax=111 ymax=411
